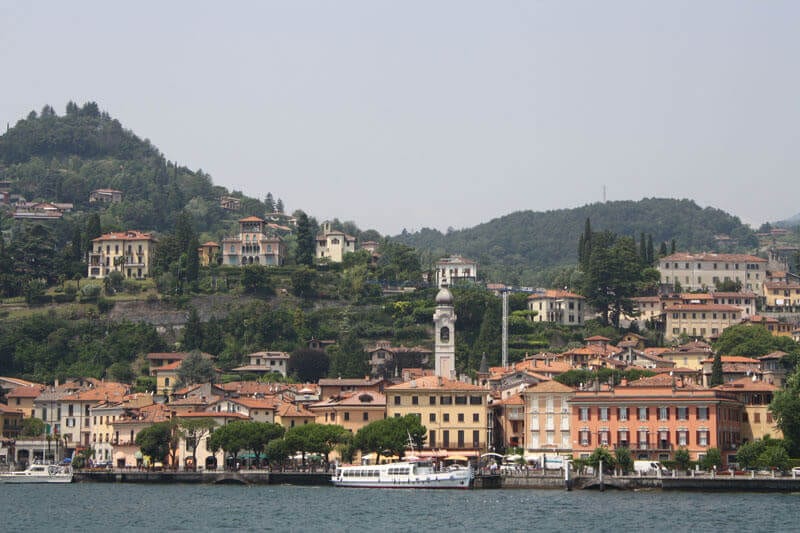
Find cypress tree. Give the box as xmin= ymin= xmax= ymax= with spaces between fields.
xmin=294 ymin=211 xmax=315 ymax=266
xmin=710 ymin=352 xmax=724 ymax=386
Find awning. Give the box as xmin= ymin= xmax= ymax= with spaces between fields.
xmin=481 ymin=452 xmax=503 ymax=458
xmin=447 ymin=455 xmax=469 ymax=462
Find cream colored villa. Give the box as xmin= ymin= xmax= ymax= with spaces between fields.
xmin=658 ymin=253 xmax=767 ymax=292
xmin=87 ymin=231 xmax=156 ymax=279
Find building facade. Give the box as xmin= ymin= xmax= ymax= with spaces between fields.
xmin=87 ymin=231 xmax=156 ymax=279
xmin=570 ymin=377 xmax=743 ymax=466
xmin=434 ymin=256 xmax=477 ymax=288
xmin=658 ymin=253 xmax=767 ymax=292
xmin=663 ymin=304 xmax=742 ymax=342
xmin=527 ymin=290 xmax=588 ymax=326
xmin=222 ymin=216 xmax=285 ymax=267
xmin=386 ymin=376 xmax=487 ymax=453
xmin=315 ymin=222 xmax=356 ymax=263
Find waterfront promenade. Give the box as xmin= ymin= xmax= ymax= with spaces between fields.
xmin=73 ymin=467 xmax=800 ymax=491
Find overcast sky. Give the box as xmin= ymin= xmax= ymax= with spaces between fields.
xmin=2 ymin=1 xmax=798 ymax=235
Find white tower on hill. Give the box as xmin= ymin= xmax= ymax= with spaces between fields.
xmin=433 ymin=288 xmax=457 ymax=379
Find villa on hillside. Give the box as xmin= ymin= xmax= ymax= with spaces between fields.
xmin=221 ymin=216 xmax=286 ymax=267
xmin=87 ymin=230 xmax=157 ymax=279
xmin=315 ymin=221 xmax=357 ymax=263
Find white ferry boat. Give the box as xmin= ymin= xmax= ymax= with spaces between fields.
xmin=332 ymin=459 xmax=472 ymax=489
xmin=0 ymin=463 xmax=73 ymax=484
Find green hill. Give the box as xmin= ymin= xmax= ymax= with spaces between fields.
xmin=0 ymin=102 xmax=265 ymax=236
xmin=394 ymin=198 xmax=759 ymax=285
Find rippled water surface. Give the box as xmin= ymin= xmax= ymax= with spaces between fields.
xmin=2 ymin=484 xmax=798 ymax=532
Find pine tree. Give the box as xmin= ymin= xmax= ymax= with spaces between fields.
xmin=670 ymin=239 xmax=676 ymax=254
xmin=659 ymin=241 xmax=668 ymax=257
xmin=276 ymin=198 xmax=284 ymax=213
xmin=265 ymin=193 xmax=275 ymax=213
xmin=646 ymin=234 xmax=654 ymax=265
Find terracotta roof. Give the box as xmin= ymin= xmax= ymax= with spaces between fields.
xmin=239 ymin=216 xmax=264 ymax=222
xmin=0 ymin=404 xmax=23 ymax=415
xmin=92 ymin=230 xmax=154 ymax=242
xmin=716 ymin=377 xmax=779 ymax=392
xmin=660 ymin=253 xmax=766 ymax=263
xmin=386 ymin=375 xmax=485 ymax=392
xmin=528 ymin=289 xmax=584 ymax=300
xmin=276 ymin=402 xmax=315 ymax=418
xmin=525 ymin=380 xmax=575 ymax=393
xmin=496 ymin=393 xmax=524 ymax=406
xmin=201 ymin=241 xmax=219 ymax=247
xmin=6 ymin=385 xmax=45 ymax=398
xmin=229 ymin=397 xmax=279 ymax=410
xmin=155 ymin=361 xmax=182 ymax=371
xmin=702 ymin=356 xmax=760 ymax=364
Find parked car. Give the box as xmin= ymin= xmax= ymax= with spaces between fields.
xmin=791 ymin=467 xmax=800 ymax=475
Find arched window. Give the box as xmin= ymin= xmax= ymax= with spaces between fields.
xmin=440 ymin=326 xmax=450 ymax=342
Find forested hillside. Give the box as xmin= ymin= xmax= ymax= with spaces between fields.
xmin=0 ymin=102 xmax=267 ymax=236
xmin=394 ymin=198 xmax=759 ymax=286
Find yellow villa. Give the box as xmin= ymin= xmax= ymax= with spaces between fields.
xmin=385 ymin=375 xmax=488 ymax=456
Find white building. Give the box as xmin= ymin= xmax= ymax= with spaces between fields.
xmin=435 ymin=256 xmax=477 ymax=288
xmin=315 ymin=222 xmax=357 ymax=263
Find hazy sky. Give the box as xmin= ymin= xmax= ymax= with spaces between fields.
xmin=2 ymin=1 xmax=799 ymax=235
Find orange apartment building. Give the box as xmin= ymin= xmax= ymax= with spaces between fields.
xmin=570 ymin=376 xmax=743 ymax=466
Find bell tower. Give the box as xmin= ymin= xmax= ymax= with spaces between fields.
xmin=433 ymin=288 xmax=457 ymax=378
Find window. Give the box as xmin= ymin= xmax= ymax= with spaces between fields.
xmin=443 ymin=413 xmax=450 ymax=422
xmin=677 ymin=430 xmax=688 ymax=446
xmin=638 ymin=429 xmax=649 ymax=449
xmin=599 ymin=430 xmax=610 ymax=446
xmin=411 ymin=396 xmax=419 ymax=405
xmin=458 ymin=413 xmax=464 ymax=423
xmin=343 ymin=412 xmax=350 ymax=421
xmin=429 ymin=396 xmax=436 ymax=405
xmin=697 ymin=430 xmax=709 ymax=446
xmin=618 ymin=407 xmax=628 ymax=421
xmin=697 ymin=407 xmax=709 ymax=420
xmin=429 ymin=430 xmax=436 ymax=448
xmin=394 ymin=396 xmax=401 ymax=405
xmin=440 ymin=396 xmax=452 ymax=405
xmin=659 ymin=406 xmax=669 ymax=421
xmin=638 ymin=407 xmax=648 ymax=421
xmin=455 ymin=396 xmax=467 ymax=405
xmin=599 ymin=407 xmax=609 ymax=421
xmin=443 ymin=430 xmax=450 ymax=447
xmin=429 ymin=413 xmax=436 ymax=423
xmin=469 ymin=396 xmax=482 ymax=405
xmin=473 ymin=413 xmax=480 ymax=423
xmin=363 ymin=412 xmax=369 ymax=421
xmin=473 ymin=430 xmax=480 ymax=448
xmin=579 ymin=407 xmax=589 ymax=421
xmin=677 ymin=407 xmax=688 ymax=420
xmin=579 ymin=430 xmax=590 ymax=447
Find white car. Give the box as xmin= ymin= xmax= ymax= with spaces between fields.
xmin=791 ymin=467 xmax=800 ymax=475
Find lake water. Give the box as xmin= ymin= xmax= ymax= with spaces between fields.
xmin=2 ymin=484 xmax=798 ymax=532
